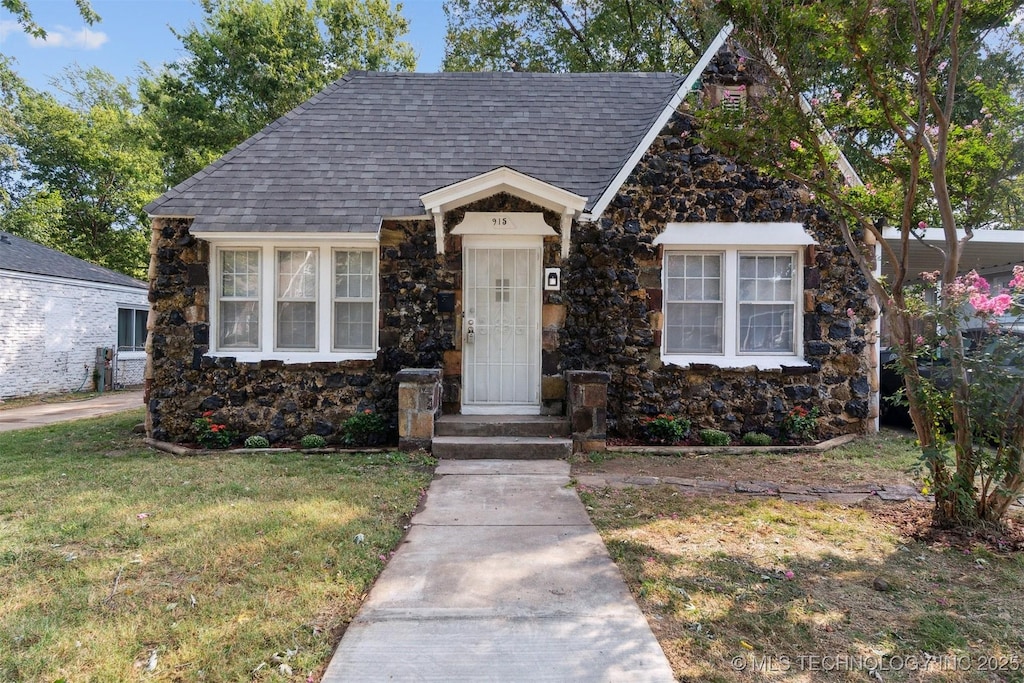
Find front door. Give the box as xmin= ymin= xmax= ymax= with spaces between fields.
xmin=462 ymin=236 xmax=542 ymax=414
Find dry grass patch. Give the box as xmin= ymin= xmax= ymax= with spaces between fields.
xmin=580 ymin=483 xmax=1024 ymax=682
xmin=0 ymin=410 xmax=433 ymax=681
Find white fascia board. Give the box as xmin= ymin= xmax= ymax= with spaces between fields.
xmin=0 ymin=269 xmax=149 ymax=295
xmin=419 ymin=166 xmax=587 ymax=215
xmin=584 ymin=21 xmax=735 ymax=223
xmin=881 ymin=227 xmax=1024 ymax=245
xmin=195 ymin=230 xmax=380 ymax=245
xmin=654 ymin=221 xmax=817 ymax=246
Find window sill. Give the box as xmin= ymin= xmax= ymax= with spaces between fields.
xmin=207 ymin=350 xmax=378 ymax=364
xmin=116 ymin=350 xmax=146 ymax=359
xmin=662 ymin=355 xmax=811 ymax=371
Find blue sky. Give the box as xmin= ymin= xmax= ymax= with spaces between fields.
xmin=0 ymin=0 xmax=447 ymax=91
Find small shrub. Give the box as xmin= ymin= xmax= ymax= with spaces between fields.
xmin=781 ymin=406 xmax=820 ymax=442
xmin=243 ymin=435 xmax=270 ymax=449
xmin=698 ymin=428 xmax=731 ymax=446
xmin=300 ymin=434 xmax=327 ymax=449
xmin=741 ymin=432 xmax=773 ymax=446
xmin=192 ymin=411 xmax=234 ymax=449
xmin=340 ymin=410 xmax=388 ymax=447
xmin=641 ymin=414 xmax=691 ymax=444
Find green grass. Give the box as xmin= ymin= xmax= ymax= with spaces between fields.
xmin=581 ymin=484 xmax=1024 ymax=682
xmin=0 ymin=410 xmax=433 ymax=681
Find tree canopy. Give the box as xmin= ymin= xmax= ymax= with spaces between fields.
xmin=1 ymin=0 xmax=99 ymax=39
xmin=443 ymin=0 xmax=719 ymax=72
xmin=1 ymin=65 xmax=162 ymax=278
xmin=141 ymin=0 xmax=416 ymax=186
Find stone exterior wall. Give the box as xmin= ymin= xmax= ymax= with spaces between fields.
xmin=560 ymin=111 xmax=874 ymax=439
xmin=147 ymin=115 xmax=873 ymax=444
xmin=0 ymin=271 xmax=148 ymax=398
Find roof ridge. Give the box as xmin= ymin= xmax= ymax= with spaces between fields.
xmin=144 ymin=71 xmax=363 ymax=214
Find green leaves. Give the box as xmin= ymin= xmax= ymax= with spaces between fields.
xmin=141 ymin=0 xmax=415 ymax=186
xmin=2 ymin=66 xmax=160 ymax=278
xmin=443 ymin=0 xmax=720 ymax=73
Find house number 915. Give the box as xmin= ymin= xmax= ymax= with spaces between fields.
xmin=491 ymin=217 xmax=508 ymax=226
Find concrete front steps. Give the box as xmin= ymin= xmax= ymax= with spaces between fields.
xmin=432 ymin=415 xmax=572 ymax=459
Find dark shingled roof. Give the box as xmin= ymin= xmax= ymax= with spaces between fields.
xmin=144 ymin=71 xmax=687 ymax=233
xmin=0 ymin=232 xmax=148 ymax=290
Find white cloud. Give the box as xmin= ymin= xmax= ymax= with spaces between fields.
xmin=0 ymin=19 xmax=21 ymax=40
xmin=27 ymin=25 xmax=108 ymax=50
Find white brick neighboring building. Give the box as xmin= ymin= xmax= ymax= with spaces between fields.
xmin=0 ymin=232 xmax=150 ymax=399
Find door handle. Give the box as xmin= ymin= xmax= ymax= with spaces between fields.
xmin=466 ymin=318 xmax=475 ymax=344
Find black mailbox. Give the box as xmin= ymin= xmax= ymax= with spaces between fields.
xmin=437 ymin=291 xmax=456 ymax=313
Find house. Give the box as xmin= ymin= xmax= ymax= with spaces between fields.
xmin=143 ymin=43 xmax=877 ymax=447
xmin=0 ymin=231 xmax=149 ymax=399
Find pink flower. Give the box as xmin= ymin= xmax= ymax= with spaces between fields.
xmin=784 ymin=570 xmax=795 ymax=579
xmin=846 ymin=308 xmax=855 ymax=319
xmin=915 ymin=335 xmax=925 ymax=345
xmin=789 ymin=139 xmax=802 ymax=151
xmin=1009 ymin=265 xmax=1024 ymax=291
xmin=918 ymin=221 xmax=928 ymax=229
xmin=974 ymin=75 xmax=983 ymax=82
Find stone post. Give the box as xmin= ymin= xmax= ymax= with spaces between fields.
xmin=397 ymin=368 xmax=442 ymax=451
xmin=566 ymin=370 xmax=610 ymax=453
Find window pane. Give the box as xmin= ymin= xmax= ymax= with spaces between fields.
xmin=134 ymin=310 xmax=148 ymax=350
xmin=222 ymin=250 xmax=259 ymax=297
xmin=666 ymin=254 xmax=720 ymax=303
xmin=665 ymin=302 xmax=722 ymax=353
xmin=220 ymin=301 xmax=259 ymax=348
xmin=277 ymin=250 xmax=316 ymax=299
xmin=739 ymin=255 xmax=794 ymax=303
xmin=277 ymin=301 xmax=316 ymax=349
xmin=117 ymin=308 xmax=132 ymax=348
xmin=335 ymin=250 xmax=374 ymax=299
xmin=334 ymin=302 xmax=374 ymax=350
xmin=739 ymin=303 xmax=794 ymax=352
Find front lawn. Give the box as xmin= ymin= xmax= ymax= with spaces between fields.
xmin=578 ymin=433 xmax=1024 ymax=682
xmin=0 ymin=410 xmax=433 ymax=681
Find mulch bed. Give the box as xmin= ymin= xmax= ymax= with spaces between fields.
xmin=867 ymin=500 xmax=1024 ymax=553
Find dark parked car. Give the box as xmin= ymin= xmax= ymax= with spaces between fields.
xmin=879 ymin=329 xmax=1024 ymax=428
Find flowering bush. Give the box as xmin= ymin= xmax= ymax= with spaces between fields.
xmin=340 ymin=409 xmax=388 ymax=447
xmin=243 ymin=435 xmax=270 ymax=449
xmin=300 ymin=434 xmax=327 ymax=449
xmin=781 ymin=406 xmax=819 ymax=442
xmin=641 ymin=414 xmax=690 ymax=444
xmin=192 ymin=411 xmax=234 ymax=449
xmin=698 ymin=428 xmax=731 ymax=446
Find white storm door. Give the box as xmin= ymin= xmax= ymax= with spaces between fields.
xmin=463 ymin=237 xmax=542 ymax=414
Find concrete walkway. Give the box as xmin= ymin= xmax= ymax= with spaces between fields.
xmin=322 ymin=460 xmax=674 ymax=682
xmin=0 ymin=390 xmax=144 ymax=432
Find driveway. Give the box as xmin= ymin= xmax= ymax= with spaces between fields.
xmin=0 ymin=390 xmax=144 ymax=432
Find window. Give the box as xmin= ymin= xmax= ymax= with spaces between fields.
xmin=212 ymin=243 xmax=378 ymax=361
xmin=276 ymin=249 xmax=317 ymax=350
xmin=655 ymin=221 xmax=815 ymax=369
xmin=117 ymin=307 xmax=148 ymax=352
xmin=219 ymin=249 xmax=260 ymax=349
xmin=665 ymin=253 xmax=723 ymax=354
xmin=333 ymin=250 xmax=375 ymax=351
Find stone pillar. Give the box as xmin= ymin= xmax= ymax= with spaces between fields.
xmin=566 ymin=370 xmax=610 ymax=453
xmin=397 ymin=368 xmax=442 ymax=451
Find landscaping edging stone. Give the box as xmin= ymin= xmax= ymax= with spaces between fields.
xmin=144 ymin=437 xmax=392 ymax=457
xmin=605 ymin=432 xmax=859 ymax=455
xmin=574 ymin=473 xmax=933 ymax=504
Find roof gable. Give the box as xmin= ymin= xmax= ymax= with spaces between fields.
xmin=144 ymin=71 xmax=687 ymax=233
xmin=0 ymin=232 xmax=148 ymax=290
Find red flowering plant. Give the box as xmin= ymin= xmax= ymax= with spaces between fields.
xmin=192 ymin=411 xmax=235 ymax=449
xmin=340 ymin=409 xmax=388 ymax=447
xmin=781 ymin=406 xmax=819 ymax=443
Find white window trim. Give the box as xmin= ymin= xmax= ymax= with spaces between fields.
xmin=209 ymin=240 xmax=379 ymax=363
xmin=274 ymin=247 xmax=320 ymax=352
xmin=116 ymin=305 xmax=149 ymax=356
xmin=659 ymin=223 xmax=811 ymax=370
